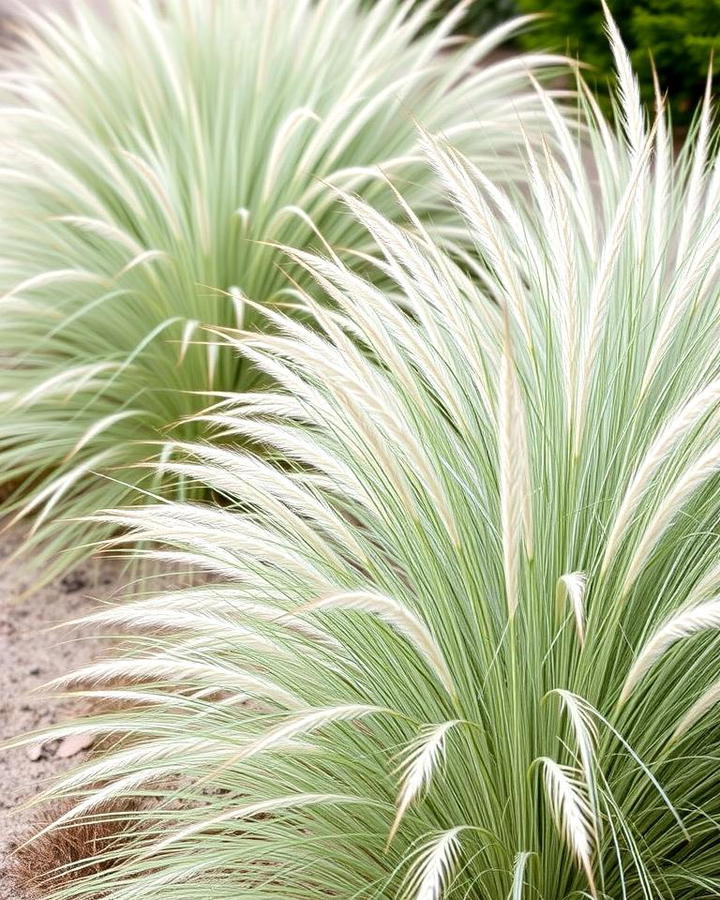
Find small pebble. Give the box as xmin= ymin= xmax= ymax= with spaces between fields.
xmin=26 ymin=743 xmax=44 ymax=762
xmin=56 ymin=733 xmax=95 ymax=759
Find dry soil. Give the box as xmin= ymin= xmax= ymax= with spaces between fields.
xmin=0 ymin=529 xmax=126 ymax=899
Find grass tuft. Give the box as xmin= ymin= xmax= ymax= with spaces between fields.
xmin=0 ymin=0 xmax=566 ymax=582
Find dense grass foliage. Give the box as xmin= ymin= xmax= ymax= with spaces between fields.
xmin=517 ymin=0 xmax=719 ymax=124
xmin=14 ymin=17 xmax=720 ymax=898
xmin=0 ymin=0 xmax=565 ymax=581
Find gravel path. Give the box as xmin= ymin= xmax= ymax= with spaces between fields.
xmin=0 ymin=529 xmax=126 ymax=899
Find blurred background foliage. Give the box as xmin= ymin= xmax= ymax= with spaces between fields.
xmin=425 ymin=0 xmax=720 ymax=126
xmin=432 ymin=0 xmax=518 ymax=31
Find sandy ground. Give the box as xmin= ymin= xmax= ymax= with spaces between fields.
xmin=0 ymin=529 xmax=126 ymax=899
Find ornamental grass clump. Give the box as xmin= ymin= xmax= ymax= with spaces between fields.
xmin=0 ymin=0 xmax=565 ymax=581
xmin=14 ymin=14 xmax=720 ymax=899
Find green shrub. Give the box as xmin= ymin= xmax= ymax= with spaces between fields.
xmin=425 ymin=0 xmax=519 ymax=33
xmin=0 ymin=0 xmax=565 ymax=583
xmin=15 ymin=18 xmax=720 ymax=898
xmin=517 ymin=0 xmax=720 ymax=123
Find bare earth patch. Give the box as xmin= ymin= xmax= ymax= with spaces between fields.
xmin=0 ymin=528 xmax=126 ymax=899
